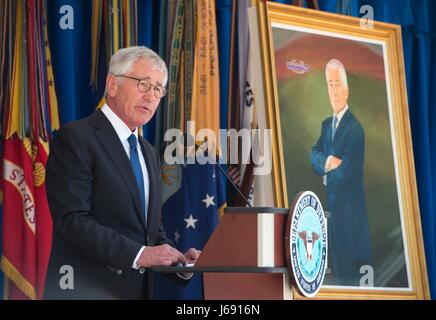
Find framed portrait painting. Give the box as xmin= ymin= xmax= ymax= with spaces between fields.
xmin=255 ymin=2 xmax=429 ymax=299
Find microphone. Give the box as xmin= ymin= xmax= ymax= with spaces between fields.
xmin=179 ymin=133 xmax=252 ymax=208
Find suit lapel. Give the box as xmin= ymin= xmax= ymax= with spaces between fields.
xmin=91 ymin=110 xmax=147 ymax=230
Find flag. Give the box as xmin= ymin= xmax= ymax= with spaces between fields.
xmin=190 ymin=0 xmax=221 ymax=149
xmin=0 ymin=0 xmax=7 ymax=300
xmin=0 ymin=0 xmax=59 ymax=300
xmin=153 ymin=0 xmax=225 ymax=299
xmin=90 ymin=0 xmax=138 ymax=90
xmin=90 ymin=0 xmax=139 ymax=117
xmin=226 ymin=0 xmax=275 ymax=208
xmin=2 ymin=137 xmax=52 ymax=300
xmin=226 ymin=0 xmax=257 ymax=206
xmin=154 ymin=163 xmax=226 ymax=299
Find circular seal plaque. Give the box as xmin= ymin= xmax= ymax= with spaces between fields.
xmin=286 ymin=191 xmax=328 ymax=297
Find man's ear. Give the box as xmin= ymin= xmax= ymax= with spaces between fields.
xmin=106 ymin=75 xmax=117 ymax=97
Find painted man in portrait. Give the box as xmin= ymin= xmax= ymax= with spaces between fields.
xmin=310 ymin=58 xmax=372 ymax=286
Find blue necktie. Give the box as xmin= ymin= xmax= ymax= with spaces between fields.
xmin=128 ymin=134 xmax=147 ymax=223
xmin=332 ymin=116 xmax=338 ymax=141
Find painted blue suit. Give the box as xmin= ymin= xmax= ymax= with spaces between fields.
xmin=311 ymin=109 xmax=372 ymax=285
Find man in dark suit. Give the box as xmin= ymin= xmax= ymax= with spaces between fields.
xmin=310 ymin=59 xmax=372 ymax=286
xmin=44 ymin=46 xmax=199 ymax=299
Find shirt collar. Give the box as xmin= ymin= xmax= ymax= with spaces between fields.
xmin=101 ymin=103 xmax=138 ymax=142
xmin=334 ymin=104 xmax=349 ymax=124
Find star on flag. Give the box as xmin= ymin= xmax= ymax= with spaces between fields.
xmin=202 ymin=194 xmax=215 ymax=208
xmin=174 ymin=230 xmax=181 ymax=243
xmin=184 ymin=214 xmax=198 ymax=229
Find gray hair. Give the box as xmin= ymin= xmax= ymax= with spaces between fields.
xmin=105 ymin=46 xmax=168 ymax=95
xmin=325 ymin=58 xmax=348 ymax=88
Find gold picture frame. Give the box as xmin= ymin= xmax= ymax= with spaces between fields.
xmin=255 ymin=1 xmax=429 ymax=299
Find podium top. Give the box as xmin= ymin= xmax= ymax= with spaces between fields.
xmin=224 ymin=207 xmax=289 ymax=214
xmin=152 ymin=266 xmax=288 ymax=273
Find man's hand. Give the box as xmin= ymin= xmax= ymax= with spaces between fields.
xmin=184 ymin=248 xmax=201 ymax=265
xmin=177 ymin=248 xmax=201 ymax=279
xmin=137 ymin=244 xmax=187 ymax=268
xmin=328 ymin=156 xmax=342 ymax=170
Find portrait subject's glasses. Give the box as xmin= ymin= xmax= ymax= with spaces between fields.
xmin=115 ymin=74 xmax=167 ymax=98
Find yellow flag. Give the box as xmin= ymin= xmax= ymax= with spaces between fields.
xmin=7 ymin=1 xmax=23 ymax=138
xmin=191 ymin=0 xmax=220 ymax=153
xmin=43 ymin=4 xmax=60 ymax=131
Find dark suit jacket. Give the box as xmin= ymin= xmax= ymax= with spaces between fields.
xmin=310 ymin=109 xmax=371 ymax=285
xmin=44 ymin=110 xmax=173 ymax=299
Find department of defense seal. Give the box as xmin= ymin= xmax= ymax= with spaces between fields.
xmin=286 ymin=191 xmax=327 ymax=297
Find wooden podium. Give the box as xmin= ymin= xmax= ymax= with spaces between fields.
xmin=153 ymin=207 xmax=290 ymax=300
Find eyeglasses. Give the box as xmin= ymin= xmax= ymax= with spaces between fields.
xmin=114 ymin=74 xmax=167 ymax=98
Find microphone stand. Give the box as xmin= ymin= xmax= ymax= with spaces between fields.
xmin=182 ymin=134 xmax=252 ymax=207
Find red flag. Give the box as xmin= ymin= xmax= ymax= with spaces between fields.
xmin=1 ymin=136 xmax=52 ymax=300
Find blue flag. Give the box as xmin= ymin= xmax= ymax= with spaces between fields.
xmin=153 ymin=163 xmax=226 ymax=300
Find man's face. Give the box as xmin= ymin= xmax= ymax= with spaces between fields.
xmin=326 ymin=67 xmax=348 ymax=115
xmin=106 ymin=59 xmax=164 ymax=130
